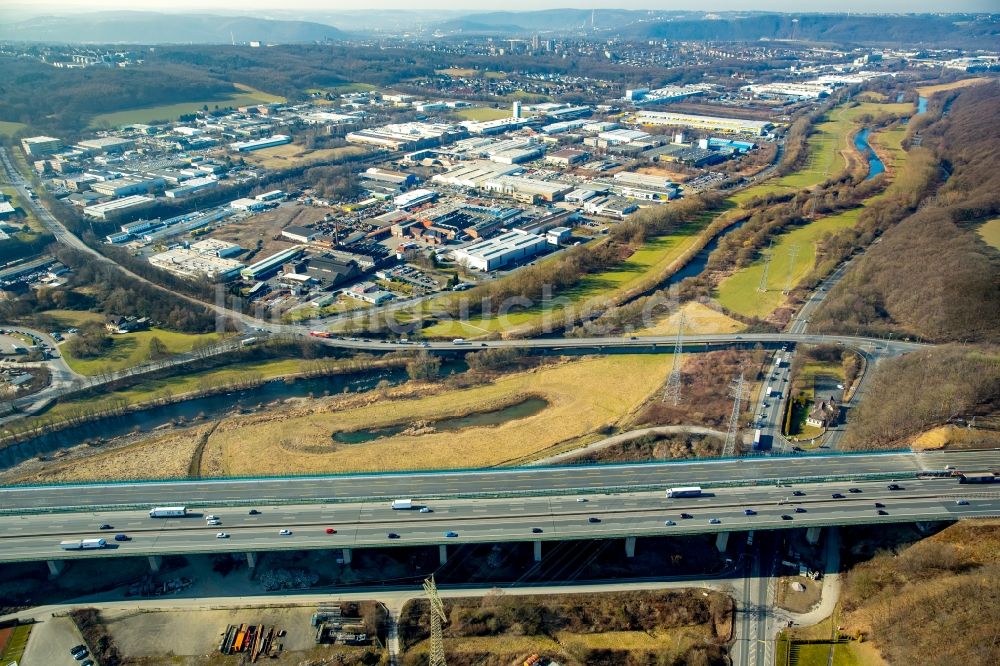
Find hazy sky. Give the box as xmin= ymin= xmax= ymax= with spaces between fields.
xmin=10 ymin=0 xmax=1000 ymax=13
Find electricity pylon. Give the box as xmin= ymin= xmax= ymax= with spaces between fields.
xmin=722 ymin=373 xmax=749 ymax=458
xmin=757 ymin=242 xmax=773 ymax=293
xmin=423 ymin=576 xmax=447 ymax=666
xmin=663 ymin=311 xmax=686 ymax=405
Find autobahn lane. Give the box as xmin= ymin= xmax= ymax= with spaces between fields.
xmin=2 ymin=449 xmax=997 ymax=513
xmin=0 ymin=478 xmax=971 ymax=539
xmin=3 ymin=478 xmax=998 ymax=563
xmin=0 ymin=449 xmax=965 ymax=511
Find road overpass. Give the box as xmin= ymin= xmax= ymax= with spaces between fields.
xmin=3 ymin=449 xmax=995 ymax=514
xmin=1 ymin=476 xmax=997 ymax=566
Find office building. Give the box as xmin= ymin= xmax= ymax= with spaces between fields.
xmin=21 ymin=136 xmax=62 ymax=156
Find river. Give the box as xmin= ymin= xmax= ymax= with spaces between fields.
xmin=854 ymin=128 xmax=885 ymax=180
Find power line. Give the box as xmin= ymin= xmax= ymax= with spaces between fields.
xmin=757 ymin=242 xmax=773 ymax=293
xmin=722 ymin=373 xmax=748 ymax=458
xmin=423 ymin=575 xmax=447 ymax=666
xmin=783 ymin=244 xmax=799 ymax=294
xmin=663 ymin=311 xmax=686 ymax=405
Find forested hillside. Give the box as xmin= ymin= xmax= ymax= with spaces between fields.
xmin=814 ymin=84 xmax=1000 ymax=343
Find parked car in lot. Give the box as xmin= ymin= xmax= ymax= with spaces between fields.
xmin=73 ymin=649 xmax=89 ymax=660
xmin=70 ymin=645 xmax=86 ymax=656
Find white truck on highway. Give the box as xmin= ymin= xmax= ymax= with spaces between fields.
xmin=60 ymin=538 xmax=106 ymax=550
xmin=390 ymin=499 xmax=413 ymax=510
xmin=148 ymin=506 xmax=188 ymax=518
xmin=666 ymin=486 xmax=703 ymax=498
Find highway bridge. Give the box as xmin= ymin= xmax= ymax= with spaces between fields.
xmin=2 ymin=449 xmax=997 ymax=569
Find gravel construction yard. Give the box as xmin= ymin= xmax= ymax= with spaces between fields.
xmin=21 ymin=615 xmax=85 ymax=666
xmin=104 ymin=606 xmax=318 ymax=656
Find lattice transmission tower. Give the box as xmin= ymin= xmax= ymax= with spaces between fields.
xmin=757 ymin=242 xmax=773 ymax=293
xmin=722 ymin=373 xmax=749 ymax=458
xmin=663 ymin=311 xmax=686 ymax=405
xmin=423 ymin=576 xmax=448 ymax=666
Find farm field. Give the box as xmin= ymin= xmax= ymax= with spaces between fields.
xmin=89 ymin=84 xmax=285 ymax=128
xmin=200 ymin=354 xmax=671 ymax=476
xmin=452 ymin=106 xmax=514 ymax=121
xmin=241 ymin=143 xmax=367 ymax=169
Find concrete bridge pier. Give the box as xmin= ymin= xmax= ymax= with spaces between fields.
xmin=625 ymin=536 xmax=636 ymax=558
xmin=439 ymin=544 xmax=448 ymax=565
xmin=806 ymin=527 xmax=822 ymax=545
xmin=715 ymin=531 xmax=730 ymax=552
xmin=533 ymin=540 xmax=543 ymax=562
xmin=341 ymin=548 xmax=352 ymax=565
xmin=245 ymin=552 xmax=256 ymax=569
xmin=147 ymin=555 xmax=162 ymax=572
xmin=47 ymin=559 xmax=65 ymax=578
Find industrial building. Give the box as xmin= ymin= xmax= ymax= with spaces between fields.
xmin=21 ymin=136 xmax=63 ymax=156
xmin=432 ymin=161 xmax=520 ymax=189
xmin=584 ymin=196 xmax=639 ymax=219
xmin=602 ymin=171 xmax=680 ymax=201
xmin=77 ymin=137 xmax=135 ymax=154
xmin=240 ymin=246 xmax=304 ymax=280
xmin=165 ymin=176 xmax=218 ymax=198
xmin=149 ymin=248 xmax=245 ymax=281
xmin=452 ymin=230 xmax=548 ymax=272
xmin=83 ymin=195 xmax=156 ymax=221
xmin=635 ymin=111 xmax=772 ymax=136
xmin=346 ymin=123 xmax=463 ymax=151
xmin=394 ymin=188 xmax=439 ymax=210
xmin=481 ymin=175 xmax=573 ymax=203
xmin=229 ymin=197 xmax=269 ymax=212
xmin=625 ymin=85 xmax=708 ymax=106
xmin=91 ymin=176 xmax=165 ymax=198
xmin=546 ymin=148 xmax=590 ymax=166
xmin=229 ymin=135 xmax=292 ymax=152
xmin=460 ymin=117 xmax=533 ymax=136
xmin=281 ymin=225 xmax=320 ymax=243
xmin=190 ymin=238 xmax=243 ymax=258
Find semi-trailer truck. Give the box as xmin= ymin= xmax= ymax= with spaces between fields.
xmin=390 ymin=499 xmax=413 ymax=510
xmin=149 ymin=506 xmax=188 ymax=518
xmin=60 ymin=538 xmax=107 ymax=550
xmin=665 ymin=487 xmax=703 ymax=498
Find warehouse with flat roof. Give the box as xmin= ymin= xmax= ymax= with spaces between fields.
xmin=635 ymin=111 xmax=772 ymax=136
xmin=83 ymin=195 xmax=156 ymax=221
xmin=452 ymin=230 xmax=548 ymax=272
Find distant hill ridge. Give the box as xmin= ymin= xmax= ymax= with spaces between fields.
xmin=0 ymin=11 xmax=348 ymax=44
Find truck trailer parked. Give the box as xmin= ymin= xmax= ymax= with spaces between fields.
xmin=60 ymin=538 xmax=107 ymax=550
xmin=149 ymin=506 xmax=188 ymax=518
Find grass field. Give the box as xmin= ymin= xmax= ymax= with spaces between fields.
xmin=452 ymin=106 xmax=513 ymax=122
xmin=634 ymin=301 xmax=746 ymax=337
xmin=978 ymin=217 xmax=1000 ymax=251
xmin=89 ymin=84 xmax=285 ymax=128
xmin=771 ymin=102 xmax=912 ymax=191
xmin=0 ymin=121 xmax=28 ymax=138
xmin=0 ymin=624 xmax=31 ymax=664
xmin=776 ymin=609 xmax=887 ymax=666
xmin=241 ymin=143 xmax=367 ymax=169
xmin=915 ymin=77 xmax=993 ymax=97
xmin=435 ymin=67 xmax=479 ymax=77
xmin=57 ymin=321 xmax=224 ymax=376
xmin=200 ymin=354 xmax=671 ymax=476
xmin=714 ymin=208 xmax=865 ymax=318
xmin=0 ymin=187 xmax=45 ymax=235
xmin=422 ymin=223 xmax=707 ymax=338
